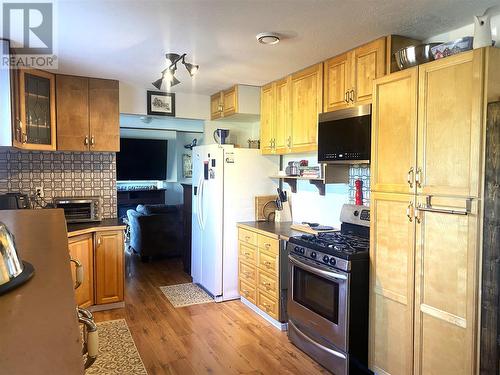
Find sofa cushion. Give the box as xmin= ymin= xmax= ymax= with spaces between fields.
xmin=136 ymin=204 xmax=178 ymax=215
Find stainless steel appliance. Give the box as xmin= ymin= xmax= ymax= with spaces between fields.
xmin=0 ymin=221 xmax=35 ymax=295
xmin=53 ymin=197 xmax=102 ymax=223
xmin=318 ymin=105 xmax=371 ymax=164
xmin=287 ymin=204 xmax=370 ymax=375
xmin=0 ymin=193 xmax=30 ymax=209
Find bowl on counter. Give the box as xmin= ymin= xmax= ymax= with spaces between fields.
xmin=394 ymin=43 xmax=442 ymax=70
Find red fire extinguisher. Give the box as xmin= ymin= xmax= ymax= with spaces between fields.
xmin=355 ymin=179 xmax=363 ymax=206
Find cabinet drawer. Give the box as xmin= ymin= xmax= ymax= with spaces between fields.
xmin=239 ymin=260 xmax=256 ymax=284
xmin=239 ymin=242 xmax=257 ymax=264
xmin=238 ymin=228 xmax=258 ymax=246
xmin=258 ymin=234 xmax=278 ymax=254
xmin=257 ymin=250 xmax=278 ymax=275
xmin=257 ymin=290 xmax=279 ymax=320
xmin=239 ymin=279 xmax=256 ymax=304
xmin=257 ymin=269 xmax=278 ymax=299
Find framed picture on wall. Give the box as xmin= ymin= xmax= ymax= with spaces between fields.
xmin=147 ymin=91 xmax=176 ymax=117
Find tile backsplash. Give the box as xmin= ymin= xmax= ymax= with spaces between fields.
xmin=0 ymin=149 xmax=117 ymax=218
xmin=348 ymin=164 xmax=370 ymax=206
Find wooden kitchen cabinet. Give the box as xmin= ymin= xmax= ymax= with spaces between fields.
xmin=95 ymin=230 xmax=124 ymax=305
xmin=209 ymin=84 xmax=260 ymax=121
xmin=16 ymin=69 xmax=57 ymax=150
xmin=68 ymin=233 xmax=94 ymax=308
xmin=324 ymin=37 xmax=385 ymax=112
xmin=260 ymin=83 xmax=275 ymax=154
xmin=290 ymin=63 xmax=323 ymax=153
xmin=416 ymin=51 xmax=481 ymax=198
xmin=56 ymin=75 xmax=89 ymax=151
xmin=371 ymin=67 xmax=418 ymax=194
xmin=89 ymin=78 xmax=119 ymax=152
xmin=413 ymin=195 xmax=479 ymax=375
xmin=274 ymin=77 xmax=291 ymax=153
xmin=369 ymin=192 xmax=415 ymax=375
xmin=56 ymin=75 xmax=119 ymax=152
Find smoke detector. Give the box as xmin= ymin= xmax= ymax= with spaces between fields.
xmin=256 ymin=32 xmax=280 ymax=45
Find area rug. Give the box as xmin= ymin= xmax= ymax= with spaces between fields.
xmin=85 ymin=319 xmax=147 ymax=375
xmin=159 ymin=282 xmax=214 ymax=307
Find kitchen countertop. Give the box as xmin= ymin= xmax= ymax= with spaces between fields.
xmin=237 ymin=221 xmax=304 ymax=241
xmin=0 ymin=209 xmax=84 ymax=374
xmin=67 ymin=218 xmax=126 ymax=237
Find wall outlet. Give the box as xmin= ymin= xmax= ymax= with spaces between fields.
xmin=35 ymin=186 xmax=44 ymax=198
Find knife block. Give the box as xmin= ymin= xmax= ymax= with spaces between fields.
xmin=275 ymin=201 xmax=292 ymax=222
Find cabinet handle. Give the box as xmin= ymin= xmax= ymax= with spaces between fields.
xmin=265 ymin=243 xmax=271 ymax=248
xmin=70 ymin=258 xmax=83 ymax=290
xmin=406 ymin=202 xmax=414 ymax=222
xmin=242 ymin=289 xmax=249 ymax=296
xmin=407 ymin=167 xmax=414 ymax=188
xmin=287 ymin=136 xmax=292 ymax=149
xmin=261 ymin=281 xmax=272 ymax=289
xmin=84 ymin=136 xmax=89 ymax=146
xmin=263 ymin=303 xmax=272 ymax=311
xmin=344 ymin=91 xmax=349 ymax=103
xmin=96 ymin=236 xmax=101 ymax=246
xmin=245 ymin=235 xmax=251 ymax=241
xmin=264 ymin=261 xmax=272 ymax=268
xmin=415 ymin=167 xmax=422 ymax=188
xmin=243 ymin=271 xmax=252 ymax=277
xmin=244 ymin=252 xmax=251 ymax=256
xmin=218 ymin=104 xmax=223 ymax=112
xmin=90 ymin=136 xmax=95 ymax=146
xmin=22 ymin=132 xmax=27 ymax=144
xmin=349 ymin=89 xmax=355 ymax=103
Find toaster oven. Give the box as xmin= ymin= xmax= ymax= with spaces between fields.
xmin=53 ymin=197 xmax=102 ymax=223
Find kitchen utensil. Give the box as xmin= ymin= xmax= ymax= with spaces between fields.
xmin=0 ymin=221 xmax=35 ymax=295
xmin=394 ymin=43 xmax=442 ymax=70
xmin=213 ymin=129 xmax=230 ymax=145
xmin=277 ymin=188 xmax=287 ymax=202
xmin=290 ymin=223 xmax=338 ymax=234
xmin=255 ymin=195 xmax=278 ymax=221
xmin=302 ymin=222 xmax=320 ymax=227
xmin=285 ymin=161 xmax=300 ymax=176
xmin=355 ymin=179 xmax=363 ymax=205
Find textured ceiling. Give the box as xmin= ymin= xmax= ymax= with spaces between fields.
xmin=35 ymin=0 xmax=500 ymax=94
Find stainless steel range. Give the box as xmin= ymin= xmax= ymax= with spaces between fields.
xmin=287 ymin=204 xmax=370 ymax=375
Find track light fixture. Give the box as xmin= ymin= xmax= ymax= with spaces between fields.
xmin=152 ymin=53 xmax=199 ymax=90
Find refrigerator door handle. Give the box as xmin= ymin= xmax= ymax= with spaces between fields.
xmin=199 ymin=178 xmax=205 ymax=230
xmin=196 ymin=177 xmax=203 ymax=229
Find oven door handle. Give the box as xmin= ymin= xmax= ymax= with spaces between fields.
xmin=288 ymin=255 xmax=347 ymax=282
xmin=289 ymin=320 xmax=347 ymax=359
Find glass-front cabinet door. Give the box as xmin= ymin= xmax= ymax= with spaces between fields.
xmin=17 ymin=69 xmax=56 ymax=150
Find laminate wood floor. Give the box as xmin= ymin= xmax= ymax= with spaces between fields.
xmin=93 ymin=254 xmax=328 ymax=375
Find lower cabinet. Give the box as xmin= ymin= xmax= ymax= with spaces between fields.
xmin=238 ymin=227 xmax=280 ymax=321
xmin=68 ymin=229 xmax=124 ymax=308
xmin=68 ymin=234 xmax=94 ymax=308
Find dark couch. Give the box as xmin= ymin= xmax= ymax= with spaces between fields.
xmin=127 ymin=204 xmax=183 ymax=261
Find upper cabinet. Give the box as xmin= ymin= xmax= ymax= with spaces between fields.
xmin=290 ymin=63 xmax=323 ymax=153
xmin=209 ymin=84 xmax=260 ymax=121
xmin=324 ymin=38 xmax=386 ymax=112
xmin=260 ymin=83 xmax=275 ymax=155
xmin=56 ymin=76 xmax=119 ymax=152
xmin=14 ymin=69 xmax=57 ymax=150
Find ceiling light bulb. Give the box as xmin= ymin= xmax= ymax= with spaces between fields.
xmin=256 ymin=32 xmax=280 ymax=45
xmin=152 ymin=78 xmax=163 ymax=90
xmin=185 ymin=63 xmax=199 ymax=77
xmin=165 ymin=53 xmax=181 ymax=65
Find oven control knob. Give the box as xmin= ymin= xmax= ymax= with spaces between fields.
xmin=329 ymin=258 xmax=337 ymax=266
xmin=300 ymin=248 xmax=305 ymax=254
xmin=310 ymin=252 xmax=317 ymax=259
xmin=323 ymin=255 xmax=329 ymax=263
xmin=294 ymin=246 xmax=300 ymax=252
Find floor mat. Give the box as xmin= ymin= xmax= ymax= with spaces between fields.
xmin=85 ymin=319 xmax=147 ymax=375
xmin=159 ymin=282 xmax=214 ymax=307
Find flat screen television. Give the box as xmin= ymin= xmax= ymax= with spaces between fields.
xmin=116 ymin=138 xmax=168 ymax=181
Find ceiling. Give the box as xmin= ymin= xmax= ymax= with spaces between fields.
xmin=44 ymin=0 xmax=498 ymax=95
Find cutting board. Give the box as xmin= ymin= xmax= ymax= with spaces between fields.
xmin=255 ymin=195 xmax=277 ymax=221
xmin=290 ymin=223 xmax=338 ymax=235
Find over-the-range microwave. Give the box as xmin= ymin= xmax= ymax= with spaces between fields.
xmin=318 ymin=104 xmax=371 ymax=164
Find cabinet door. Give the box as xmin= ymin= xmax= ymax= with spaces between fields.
xmin=353 ymin=38 xmax=386 ymax=104
xmin=89 ymin=78 xmax=119 ymax=152
xmin=414 ymin=196 xmax=479 ymax=375
xmin=290 ymin=63 xmax=322 ymax=153
xmin=68 ymin=234 xmax=94 ymax=308
xmin=56 ymin=75 xmax=89 ymax=151
xmin=18 ymin=69 xmax=56 ymax=150
xmin=417 ymin=51 xmax=482 ymax=197
xmin=323 ymin=52 xmax=352 ymax=112
xmin=223 ymin=86 xmax=238 ymax=117
xmin=95 ymin=230 xmax=124 ymax=304
xmin=371 ymin=67 xmax=418 ymax=194
xmin=274 ymin=77 xmax=291 ymax=154
xmin=260 ymin=83 xmax=275 ymax=155
xmin=369 ymin=192 xmax=415 ymax=375
xmin=210 ymin=92 xmax=223 ymax=120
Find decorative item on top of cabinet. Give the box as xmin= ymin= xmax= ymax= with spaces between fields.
xmin=385 ymin=35 xmax=422 ymax=74
xmin=324 ymin=38 xmax=385 ymax=112
xmin=210 ymin=84 xmax=260 ymax=121
xmin=290 ymin=63 xmax=322 ymax=153
xmin=16 ymin=69 xmax=57 ymax=150
xmin=68 ymin=233 xmax=94 ymax=308
xmin=56 ymin=75 xmax=119 ymax=152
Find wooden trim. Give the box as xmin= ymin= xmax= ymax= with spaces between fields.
xmin=236 ymin=223 xmax=280 ymax=240
xmin=88 ymin=301 xmax=125 ymax=312
xmin=67 ymin=224 xmax=126 ymax=238
xmin=420 ymin=303 xmax=467 ymax=329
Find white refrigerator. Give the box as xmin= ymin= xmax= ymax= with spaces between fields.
xmin=191 ymin=144 xmax=278 ymax=302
